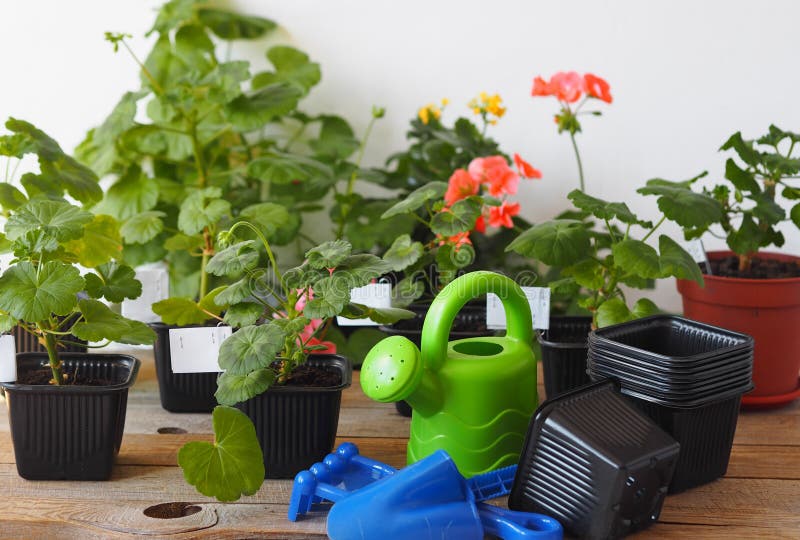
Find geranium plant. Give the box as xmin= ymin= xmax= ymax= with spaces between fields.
xmin=638 ymin=126 xmax=800 ymax=274
xmin=507 ymin=189 xmax=704 ymax=328
xmin=0 ymin=119 xmax=154 ymax=384
xmin=382 ymin=153 xmax=541 ymax=305
xmin=79 ymin=1 xmax=397 ymax=325
xmin=531 ymin=71 xmax=612 ymax=191
xmin=177 ymin=222 xmax=413 ymax=500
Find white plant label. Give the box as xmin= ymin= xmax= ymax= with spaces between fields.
xmin=681 ymin=239 xmax=712 ymax=275
xmin=336 ymin=283 xmax=393 ymax=326
xmin=122 ymin=267 xmax=169 ymax=323
xmin=487 ymin=287 xmax=551 ymax=331
xmin=169 ymin=326 xmax=232 ymax=373
xmin=0 ymin=334 xmax=16 ymax=382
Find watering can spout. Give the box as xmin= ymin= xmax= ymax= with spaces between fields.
xmin=361 ymin=335 xmax=443 ymax=416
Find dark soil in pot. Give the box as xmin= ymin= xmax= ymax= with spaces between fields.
xmin=710 ymin=255 xmax=800 ymax=279
xmin=0 ymin=352 xmax=140 ymax=481
xmin=236 ymin=354 xmax=352 ymax=479
xmin=151 ymin=322 xmax=218 ymax=413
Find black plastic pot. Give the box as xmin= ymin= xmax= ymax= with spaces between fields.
xmin=627 ymin=394 xmax=742 ymax=494
xmin=380 ymin=302 xmax=493 ymax=417
xmin=11 ymin=323 xmax=87 ymax=354
xmin=0 ymin=352 xmax=140 ymax=480
xmin=235 ymin=354 xmax=352 ymax=479
xmin=151 ymin=322 xmax=218 ymax=413
xmin=509 ymin=380 xmax=679 ymax=540
xmin=538 ymin=316 xmax=592 ymax=399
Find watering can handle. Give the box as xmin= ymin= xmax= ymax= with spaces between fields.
xmin=477 ymin=503 xmax=563 ymax=540
xmin=421 ymin=271 xmax=533 ymax=372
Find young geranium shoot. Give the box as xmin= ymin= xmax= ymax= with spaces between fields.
xmin=507 ymin=189 xmax=703 ymax=328
xmin=178 ymin=221 xmax=413 ymax=499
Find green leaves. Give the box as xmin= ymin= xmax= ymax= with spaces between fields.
xmin=792 ymin=203 xmax=800 ymax=228
xmin=335 ymin=255 xmax=392 ymax=289
xmin=596 ymin=298 xmax=660 ymax=328
xmin=309 ymin=115 xmax=358 ymax=159
xmin=178 ymin=406 xmax=265 ymax=502
xmin=306 ymin=240 xmax=352 ymax=269
xmin=218 ymin=324 xmax=286 ymax=377
xmin=85 ymin=262 xmax=142 ymax=303
xmin=0 ymin=261 xmax=83 ymax=321
xmin=178 ymin=188 xmax=231 ymax=235
xmin=724 ymin=158 xmax=759 ymax=192
xmin=637 ymin=176 xmax=723 ymax=229
xmin=197 ymin=8 xmax=277 ymax=40
xmin=506 ymin=220 xmax=591 ymax=267
xmin=226 ymin=83 xmax=302 ymax=132
xmin=64 ymin=214 xmax=123 ymax=267
xmin=382 ymin=182 xmax=448 ymax=218
xmin=383 ymin=234 xmax=424 ymax=272
xmin=98 ymin=167 xmax=159 ymax=220
xmin=72 ymin=299 xmax=155 ymax=344
xmin=568 ymin=189 xmax=651 ymax=227
xmin=303 ymin=276 xmax=350 ymax=319
xmin=6 ymin=199 xmax=93 ymax=243
xmin=253 ymin=46 xmax=321 ymax=95
xmin=215 ymin=370 xmax=275 ymax=407
xmin=246 ymin=151 xmax=333 ymax=185
xmin=658 ymin=236 xmax=703 ymax=285
xmin=121 ymin=211 xmax=166 ymax=244
xmin=612 ymin=240 xmax=661 ymax=279
xmin=206 ymin=240 xmax=260 ymax=277
xmin=430 ymin=197 xmax=481 ymax=235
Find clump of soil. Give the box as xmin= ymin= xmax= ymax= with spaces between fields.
xmin=271 ymin=361 xmax=342 ymax=387
xmin=710 ymin=256 xmax=800 ymax=279
xmin=17 ymin=366 xmax=113 ymax=386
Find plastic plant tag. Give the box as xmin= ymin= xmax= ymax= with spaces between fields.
xmin=487 ymin=287 xmax=550 ymax=330
xmin=168 ymin=326 xmax=232 ymax=373
xmin=0 ymin=334 xmax=16 ymax=382
xmin=336 ymin=283 xmax=392 ymax=326
xmin=681 ymin=239 xmax=712 ymax=275
xmin=121 ymin=267 xmax=169 ymax=323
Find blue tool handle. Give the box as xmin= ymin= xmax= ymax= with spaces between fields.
xmin=467 ymin=464 xmax=517 ymax=502
xmin=477 ymin=503 xmax=563 ymax=540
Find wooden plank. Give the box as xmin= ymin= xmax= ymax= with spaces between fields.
xmin=726 ymin=445 xmax=800 ymax=479
xmin=633 ymin=523 xmax=800 ymax=539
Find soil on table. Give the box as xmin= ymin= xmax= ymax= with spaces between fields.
xmin=271 ymin=362 xmax=343 ymax=387
xmin=710 ymin=256 xmax=800 ymax=279
xmin=17 ymin=366 xmax=113 ymax=386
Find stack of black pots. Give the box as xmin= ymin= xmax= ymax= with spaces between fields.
xmin=587 ymin=315 xmax=754 ymax=493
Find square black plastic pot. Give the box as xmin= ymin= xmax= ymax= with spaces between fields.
xmin=509 ymin=380 xmax=679 ymax=540
xmin=626 ymin=393 xmax=744 ymax=493
xmin=235 ymin=354 xmax=352 ymax=479
xmin=0 ymin=353 xmax=140 ymax=481
xmin=538 ymin=316 xmax=592 ymax=399
xmin=151 ymin=322 xmax=218 ymax=413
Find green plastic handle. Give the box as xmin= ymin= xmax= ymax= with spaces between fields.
xmin=421 ymin=271 xmax=533 ymax=372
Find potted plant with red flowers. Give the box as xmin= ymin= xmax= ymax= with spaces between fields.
xmin=526 ymin=71 xmax=614 ymax=396
xmin=641 ymin=126 xmax=800 ymax=407
xmin=507 ymin=188 xmax=704 ymax=397
xmin=176 ymin=223 xmax=413 ymax=496
xmin=0 ymin=119 xmax=155 ymax=480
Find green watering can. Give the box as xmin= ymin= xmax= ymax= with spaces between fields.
xmin=361 ymin=271 xmax=538 ymax=477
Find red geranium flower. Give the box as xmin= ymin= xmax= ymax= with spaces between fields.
xmin=469 ymin=156 xmax=519 ymax=197
xmin=531 ymin=76 xmax=551 ymax=97
xmin=473 ymin=215 xmax=486 ymax=234
xmin=584 ymin=73 xmax=613 ymax=104
xmin=513 ymin=153 xmax=542 ymax=179
xmin=549 ymin=71 xmax=584 ymax=103
xmin=488 ymin=201 xmax=521 ymax=229
xmin=444 ymin=168 xmax=480 ymax=205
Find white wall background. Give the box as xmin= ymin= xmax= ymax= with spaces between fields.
xmin=2 ymin=0 xmax=800 ymax=312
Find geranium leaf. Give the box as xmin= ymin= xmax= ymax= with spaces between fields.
xmin=631 ymin=298 xmax=660 ymax=320
xmin=340 ymin=304 xmax=415 ymax=325
xmin=164 ymin=232 xmax=204 ymax=252
xmin=239 ymin=203 xmax=290 ymax=238
xmin=152 ymin=297 xmax=212 ymax=326
xmin=431 ymin=197 xmax=481 ymax=236
xmin=5 ymin=199 xmax=93 ymax=242
xmin=84 ymin=262 xmax=142 ymax=302
xmin=178 ymin=406 xmax=266 ymax=502
xmin=304 ymin=276 xmax=350 ymax=319
xmin=215 ymin=278 xmax=254 ymax=305
xmin=335 ymin=254 xmax=392 ymax=289
xmin=637 ymin=178 xmax=723 ymax=229
xmin=72 ymin=298 xmax=154 ymax=343
xmin=568 ymin=189 xmax=652 ymax=227
xmin=197 ymin=8 xmax=276 ymax=40
xmin=506 ymin=219 xmax=590 ymax=267
xmin=0 ymin=184 xmax=27 ymax=211
xmin=206 ymin=240 xmax=259 ymax=277
xmin=612 ymin=239 xmax=662 ymax=280
xmin=223 ymin=302 xmax=263 ymax=328
xmin=97 ymin=166 xmax=159 ymax=220
xmin=65 ymin=214 xmax=123 ymax=267
xmin=214 ymin=369 xmax=275 ymax=407
xmin=226 ymin=83 xmax=302 ymax=132
xmin=306 ymin=240 xmax=352 ymax=269
xmin=217 ymin=324 xmax=286 ymax=375
xmin=0 ymin=261 xmax=84 ymax=321
xmin=596 ymin=297 xmax=633 ymax=328
xmin=253 ymin=45 xmax=321 ymax=94
xmin=120 ymin=211 xmax=165 ymax=245
xmin=178 ymin=187 xmax=231 ymax=235
xmin=791 ymin=203 xmax=800 ymax=228
xmin=309 ymin=115 xmax=358 ymax=159
xmin=246 ymin=151 xmax=333 ymax=185
xmin=382 ymin=182 xmax=448 ymax=218
xmin=658 ymin=235 xmax=703 ymax=285
xmin=383 ymin=234 xmax=424 ymax=272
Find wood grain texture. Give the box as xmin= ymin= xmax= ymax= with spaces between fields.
xmin=0 ymin=346 xmax=798 ymax=538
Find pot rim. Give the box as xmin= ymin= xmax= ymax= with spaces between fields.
xmin=0 ymin=352 xmax=141 ymax=393
xmin=690 ymin=250 xmax=800 ymax=285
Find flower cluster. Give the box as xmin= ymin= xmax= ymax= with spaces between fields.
xmin=468 ymin=92 xmax=506 ymax=126
xmin=439 ymin=153 xmax=541 ymax=250
xmin=417 ymin=98 xmax=448 ymax=125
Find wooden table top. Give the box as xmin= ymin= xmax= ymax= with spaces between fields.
xmin=0 ymin=348 xmax=798 ymax=539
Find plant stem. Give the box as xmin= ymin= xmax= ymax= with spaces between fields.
xmin=39 ymin=323 xmax=63 ymax=385
xmin=641 ymin=215 xmax=667 ymax=243
xmin=335 ymin=113 xmax=380 ymax=239
xmin=569 ymin=131 xmax=586 ymax=192
xmin=228 ymin=221 xmax=285 ymax=292
xmin=120 ymin=39 xmax=164 ymax=96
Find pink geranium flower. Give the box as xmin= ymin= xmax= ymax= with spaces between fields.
xmin=468 ymin=156 xmax=519 ymax=197
xmin=488 ymin=201 xmax=521 ymax=228
xmin=444 ymin=168 xmax=480 ymax=205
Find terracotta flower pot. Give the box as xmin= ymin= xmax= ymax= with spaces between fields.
xmin=676 ymin=251 xmax=800 ymax=407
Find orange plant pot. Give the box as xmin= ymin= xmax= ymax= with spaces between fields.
xmin=676 ymin=251 xmax=800 ymax=407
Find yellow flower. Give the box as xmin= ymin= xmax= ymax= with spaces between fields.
xmin=441 ymin=98 xmax=449 ymax=107
xmin=472 ymin=107 xmax=481 ymax=115
xmin=418 ymin=106 xmax=430 ymax=124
